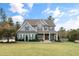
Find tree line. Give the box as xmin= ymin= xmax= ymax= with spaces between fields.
xmin=58 ymin=27 xmax=79 ymax=42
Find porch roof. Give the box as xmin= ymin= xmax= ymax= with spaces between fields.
xmin=17 ymin=31 xmax=56 ymax=34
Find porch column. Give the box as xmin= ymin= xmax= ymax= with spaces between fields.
xmin=28 ymin=34 xmax=30 ymax=42
xmin=56 ymin=33 xmax=58 ymax=41
xmin=53 ymin=34 xmax=56 ymax=41
xmin=24 ymin=34 xmax=26 ymax=42
xmin=43 ymin=33 xmax=45 ymax=41
xmin=22 ymin=34 xmax=23 ymax=40
xmin=43 ymin=26 xmax=45 ymax=41
xmin=27 ymin=34 xmax=29 ymax=42
xmin=49 ymin=32 xmax=51 ymax=41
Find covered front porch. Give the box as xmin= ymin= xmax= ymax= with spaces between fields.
xmin=37 ymin=33 xmax=58 ymax=41
xmin=17 ymin=31 xmax=58 ymax=42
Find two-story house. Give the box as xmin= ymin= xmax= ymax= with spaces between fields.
xmin=16 ymin=16 xmax=58 ymax=42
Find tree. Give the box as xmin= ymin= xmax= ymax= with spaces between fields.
xmin=68 ymin=29 xmax=79 ymax=42
xmin=58 ymin=27 xmax=65 ymax=38
xmin=15 ymin=21 xmax=20 ymax=30
xmin=58 ymin=27 xmax=67 ymax=41
xmin=0 ymin=21 xmax=16 ymax=42
xmin=0 ymin=8 xmax=6 ymax=23
xmin=48 ymin=15 xmax=54 ymax=20
xmin=0 ymin=29 xmax=4 ymax=39
xmin=68 ymin=30 xmax=77 ymax=42
xmin=8 ymin=17 xmax=14 ymax=26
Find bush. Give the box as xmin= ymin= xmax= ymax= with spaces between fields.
xmin=68 ymin=33 xmax=77 ymax=42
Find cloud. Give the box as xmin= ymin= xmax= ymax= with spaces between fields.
xmin=63 ymin=18 xmax=79 ymax=30
xmin=54 ymin=8 xmax=79 ymax=31
xmin=55 ymin=16 xmax=79 ymax=31
xmin=9 ymin=3 xmax=31 ymax=24
xmin=42 ymin=7 xmax=64 ymax=18
xmin=53 ymin=7 xmax=63 ymax=18
xmin=68 ymin=9 xmax=79 ymax=16
xmin=42 ymin=7 xmax=52 ymax=14
xmin=12 ymin=15 xmax=24 ymax=24
xmin=9 ymin=3 xmax=29 ymax=15
xmin=27 ymin=3 xmax=34 ymax=9
xmin=42 ymin=7 xmax=53 ymax=17
xmin=54 ymin=18 xmax=60 ymax=23
xmin=42 ymin=6 xmax=79 ymax=31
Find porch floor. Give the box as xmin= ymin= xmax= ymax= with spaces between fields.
xmin=41 ymin=40 xmax=52 ymax=43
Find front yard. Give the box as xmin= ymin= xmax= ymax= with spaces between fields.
xmin=0 ymin=42 xmax=79 ymax=56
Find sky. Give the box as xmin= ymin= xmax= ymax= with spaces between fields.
xmin=0 ymin=3 xmax=79 ymax=31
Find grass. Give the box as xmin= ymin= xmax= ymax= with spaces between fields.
xmin=0 ymin=42 xmax=79 ymax=56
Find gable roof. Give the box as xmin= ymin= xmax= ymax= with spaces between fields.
xmin=24 ymin=19 xmax=55 ymax=27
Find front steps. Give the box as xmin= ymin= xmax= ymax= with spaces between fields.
xmin=41 ymin=40 xmax=51 ymax=43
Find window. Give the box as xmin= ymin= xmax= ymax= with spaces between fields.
xmin=23 ymin=34 xmax=25 ymax=39
xmin=25 ymin=26 xmax=29 ymax=30
xmin=44 ymin=25 xmax=48 ymax=30
xmin=17 ymin=34 xmax=20 ymax=39
xmin=29 ymin=34 xmax=32 ymax=40
xmin=37 ymin=25 xmax=42 ymax=31
xmin=33 ymin=25 xmax=36 ymax=28
xmin=32 ymin=34 xmax=35 ymax=39
xmin=19 ymin=34 xmax=22 ymax=39
xmin=49 ymin=27 xmax=54 ymax=31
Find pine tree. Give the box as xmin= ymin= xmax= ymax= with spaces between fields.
xmin=48 ymin=16 xmax=54 ymax=20
xmin=15 ymin=21 xmax=20 ymax=30
xmin=0 ymin=8 xmax=6 ymax=23
xmin=8 ymin=17 xmax=14 ymax=26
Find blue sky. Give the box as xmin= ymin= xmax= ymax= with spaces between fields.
xmin=0 ymin=3 xmax=79 ymax=31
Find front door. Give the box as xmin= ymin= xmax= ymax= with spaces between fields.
xmin=45 ymin=34 xmax=49 ymax=40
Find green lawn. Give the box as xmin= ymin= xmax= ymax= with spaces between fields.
xmin=0 ymin=42 xmax=79 ymax=56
